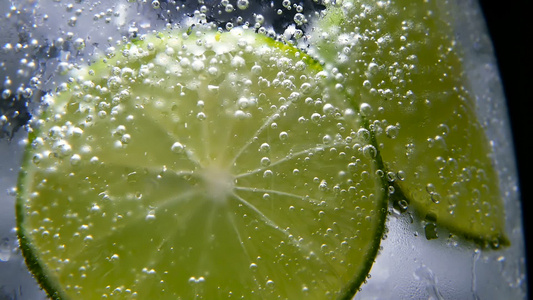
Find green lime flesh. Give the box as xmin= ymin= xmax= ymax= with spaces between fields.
xmin=17 ymin=27 xmax=387 ymax=299
xmin=311 ymin=0 xmax=507 ymax=247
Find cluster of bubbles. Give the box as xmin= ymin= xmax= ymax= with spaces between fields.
xmin=9 ymin=7 xmax=394 ymax=295
xmin=144 ymin=0 xmax=324 ymax=34
xmin=1 ymin=0 xmax=520 ymax=299
xmin=1 ymin=0 xmax=326 ymax=141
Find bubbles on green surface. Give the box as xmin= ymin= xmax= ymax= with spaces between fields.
xmin=2 ymin=0 xmax=521 ymax=299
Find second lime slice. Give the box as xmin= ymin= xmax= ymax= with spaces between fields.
xmin=309 ymin=0 xmax=507 ymax=247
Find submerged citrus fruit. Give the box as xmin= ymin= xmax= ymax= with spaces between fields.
xmin=17 ymin=27 xmax=387 ymax=299
xmin=310 ymin=0 xmax=507 ymax=246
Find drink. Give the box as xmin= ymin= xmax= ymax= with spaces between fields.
xmin=1 ymin=1 xmax=527 ymax=299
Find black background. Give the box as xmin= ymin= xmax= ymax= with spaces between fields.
xmin=479 ymin=0 xmax=530 ymax=287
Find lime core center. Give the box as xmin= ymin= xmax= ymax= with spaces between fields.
xmin=199 ymin=165 xmax=235 ymax=203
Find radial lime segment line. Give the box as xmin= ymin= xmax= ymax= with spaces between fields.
xmin=234 ymin=186 xmax=322 ymax=205
xmin=234 ymin=140 xmax=351 ymax=179
xmin=228 ymin=90 xmax=302 ymax=168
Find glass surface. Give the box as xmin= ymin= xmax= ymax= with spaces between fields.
xmin=1 ymin=0 xmax=527 ymax=299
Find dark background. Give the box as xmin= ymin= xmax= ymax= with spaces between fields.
xmin=479 ymin=0 xmax=530 ymax=287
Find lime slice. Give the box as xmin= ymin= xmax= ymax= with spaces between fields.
xmin=17 ymin=27 xmax=387 ymax=299
xmin=310 ymin=0 xmax=507 ymax=247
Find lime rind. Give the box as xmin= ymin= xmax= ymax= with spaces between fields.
xmin=337 ymin=119 xmax=388 ymax=300
xmin=16 ymin=166 xmax=66 ymax=300
xmin=17 ymin=26 xmax=389 ymax=299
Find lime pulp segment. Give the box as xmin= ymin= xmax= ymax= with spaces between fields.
xmin=17 ymin=27 xmax=387 ymax=299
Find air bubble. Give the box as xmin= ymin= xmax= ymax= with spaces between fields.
xmin=145 ymin=211 xmax=156 ymax=221
xmin=68 ymin=16 xmax=77 ymax=27
xmin=367 ymin=62 xmax=379 ymax=74
xmin=73 ymin=38 xmax=85 ymax=50
xmin=115 ymin=126 xmax=127 ymax=137
xmin=118 ymin=134 xmax=130 ymax=144
xmin=107 ymin=76 xmax=122 ymax=90
xmin=207 ymin=66 xmax=219 ymax=76
xmin=231 ymin=55 xmax=245 ymax=68
xmin=398 ymin=199 xmax=408 ymax=210
xmin=363 ymin=145 xmax=377 ymax=158
xmin=318 ymin=180 xmax=328 ymax=191
xmin=426 ymin=183 xmax=436 ymax=194
xmin=237 ymin=0 xmax=249 ymax=10
xmin=192 ymin=60 xmax=205 ymax=72
xmin=430 ymin=192 xmax=441 ymax=204
xmin=196 ymin=112 xmax=206 ymax=121
xmin=279 ymin=131 xmax=289 ymax=141
xmin=22 ymin=88 xmax=33 ymax=98
xmin=255 ymin=14 xmax=265 ymax=25
xmin=357 ymin=128 xmax=371 ymax=141
xmin=53 ymin=140 xmax=72 ymax=157
xmin=32 ymin=154 xmax=43 ymax=165
xmin=48 ymin=126 xmax=62 ymax=139
xmin=91 ymin=204 xmax=101 ymax=212
xmin=225 ymin=4 xmax=235 ymax=12
xmin=237 ymin=97 xmax=250 ymax=108
xmin=386 ymin=172 xmax=396 ymax=182
xmin=109 ymin=254 xmax=119 ymax=261
xmin=385 ymin=125 xmax=399 ymax=139
xmin=360 ymin=103 xmax=372 ymax=117
xmin=95 ymin=109 xmax=107 ymax=118
xmin=70 ymin=154 xmax=81 ymax=166
xmin=1 ymin=89 xmax=11 ymax=99
xmin=260 ymin=157 xmax=271 ymax=167
xmin=323 ymin=103 xmax=335 ymax=115
xmin=311 ymin=113 xmax=321 ymax=123
xmin=234 ymin=110 xmax=247 ymax=119
xmin=397 ymin=170 xmax=406 ymax=180
xmin=260 ymin=143 xmax=270 ymax=153
xmin=263 ymin=170 xmax=273 ymax=178
xmin=171 ymin=142 xmax=185 ymax=153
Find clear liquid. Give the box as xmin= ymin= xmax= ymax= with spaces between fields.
xmin=0 ymin=0 xmax=527 ymax=299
